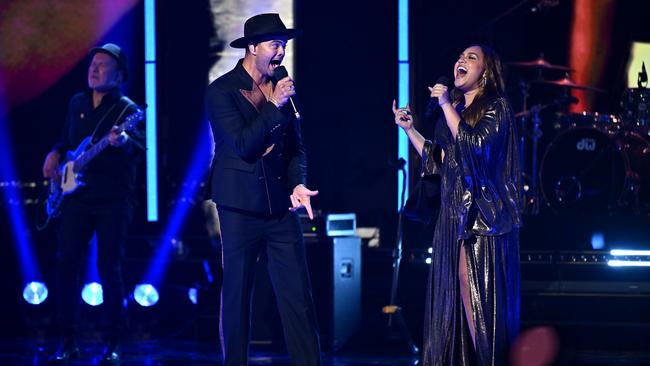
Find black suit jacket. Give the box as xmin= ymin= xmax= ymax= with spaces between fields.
xmin=205 ymin=59 xmax=307 ymax=216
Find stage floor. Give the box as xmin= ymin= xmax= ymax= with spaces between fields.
xmin=1 ymin=338 xmax=650 ymax=365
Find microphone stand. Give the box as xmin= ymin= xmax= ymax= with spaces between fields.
xmin=382 ymin=162 xmax=419 ymax=355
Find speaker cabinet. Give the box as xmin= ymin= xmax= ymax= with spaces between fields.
xmin=251 ymin=236 xmax=362 ymax=352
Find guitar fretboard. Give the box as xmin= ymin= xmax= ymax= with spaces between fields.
xmin=72 ymin=109 xmax=144 ymax=173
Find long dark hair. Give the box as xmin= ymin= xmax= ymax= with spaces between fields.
xmin=450 ymin=44 xmax=506 ymax=127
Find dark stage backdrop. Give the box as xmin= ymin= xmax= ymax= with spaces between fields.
xmin=294 ymin=1 xmax=398 ymax=228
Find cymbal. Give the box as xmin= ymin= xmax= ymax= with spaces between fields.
xmin=508 ymin=55 xmax=573 ymax=71
xmin=531 ymin=76 xmax=605 ymax=92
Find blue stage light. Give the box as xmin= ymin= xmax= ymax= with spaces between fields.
xmin=397 ymin=0 xmax=410 ymax=210
xmin=22 ymin=281 xmax=48 ymax=305
xmin=591 ymin=232 xmax=605 ymax=250
xmin=134 ymin=284 xmax=159 ymax=307
xmin=608 ymin=249 xmax=650 ymax=267
xmin=608 ymin=260 xmax=650 ymax=267
xmin=145 ymin=0 xmax=159 ymax=222
xmin=81 ymin=282 xmax=104 ymax=306
xmin=141 ymin=121 xmax=213 ymax=289
xmin=1 ymin=102 xmax=42 ymax=290
xmin=611 ymin=249 xmax=650 ymax=256
xmin=188 ymin=287 xmax=198 ymax=305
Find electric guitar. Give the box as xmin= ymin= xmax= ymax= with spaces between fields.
xmin=46 ymin=108 xmax=145 ymax=217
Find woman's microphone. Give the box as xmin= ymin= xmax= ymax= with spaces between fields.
xmin=425 ymin=76 xmax=450 ymax=118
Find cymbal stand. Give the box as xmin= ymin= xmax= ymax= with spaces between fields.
xmin=528 ymin=105 xmax=543 ymax=214
xmin=518 ymin=80 xmax=542 ymax=214
xmin=518 ymin=81 xmax=530 ymax=180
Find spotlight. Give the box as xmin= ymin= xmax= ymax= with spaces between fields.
xmin=188 ymin=287 xmax=198 ymax=305
xmin=134 ymin=284 xmax=159 ymax=307
xmin=22 ymin=281 xmax=48 ymax=305
xmin=591 ymin=232 xmax=605 ymax=250
xmin=81 ymin=282 xmax=103 ymax=306
xmin=611 ymin=249 xmax=650 ymax=256
xmin=608 ymin=260 xmax=650 ymax=267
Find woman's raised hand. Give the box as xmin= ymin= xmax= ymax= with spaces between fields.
xmin=392 ymin=99 xmax=414 ymax=131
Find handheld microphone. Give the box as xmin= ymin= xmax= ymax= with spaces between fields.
xmin=425 ymin=76 xmax=451 ymax=118
xmin=271 ymin=66 xmax=301 ymax=120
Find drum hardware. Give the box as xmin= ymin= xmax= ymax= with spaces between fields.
xmin=508 ymin=54 xmax=573 ymax=72
xmin=517 ymin=96 xmax=581 ymax=215
xmin=554 ymin=112 xmax=622 ymax=132
xmin=520 ymin=105 xmax=543 ymax=214
xmin=509 ymin=54 xmax=573 ymax=85
xmin=517 ymin=80 xmax=531 ymax=206
xmin=621 ymin=87 xmax=650 ymax=128
xmin=531 ymin=74 xmax=606 ymax=93
xmin=510 ymin=53 xmax=612 ymax=215
xmin=621 ymin=63 xmax=650 ymax=128
xmin=540 ymin=127 xmax=650 ymax=215
xmin=507 ymin=54 xmax=647 ymax=215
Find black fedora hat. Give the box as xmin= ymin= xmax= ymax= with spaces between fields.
xmin=89 ymin=43 xmax=129 ymax=81
xmin=230 ymin=13 xmax=301 ymax=49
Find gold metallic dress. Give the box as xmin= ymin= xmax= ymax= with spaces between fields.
xmin=421 ymin=97 xmax=522 ymax=366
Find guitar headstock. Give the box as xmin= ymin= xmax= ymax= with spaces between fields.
xmin=122 ymin=107 xmax=146 ymax=132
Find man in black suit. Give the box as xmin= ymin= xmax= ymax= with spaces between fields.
xmin=205 ymin=13 xmax=321 ymax=366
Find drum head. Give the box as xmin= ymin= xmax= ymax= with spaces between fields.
xmin=540 ymin=127 xmax=626 ymax=214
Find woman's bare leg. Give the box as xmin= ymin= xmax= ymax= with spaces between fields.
xmin=459 ymin=241 xmax=476 ymax=349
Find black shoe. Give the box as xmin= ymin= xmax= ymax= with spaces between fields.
xmin=99 ymin=344 xmax=121 ymax=366
xmin=47 ymin=341 xmax=80 ymax=365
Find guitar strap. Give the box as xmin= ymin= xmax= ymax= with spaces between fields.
xmin=90 ymin=96 xmax=135 ymax=144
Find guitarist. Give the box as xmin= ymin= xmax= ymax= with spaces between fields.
xmin=42 ymin=43 xmax=144 ymax=366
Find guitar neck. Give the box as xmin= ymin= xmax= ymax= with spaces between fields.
xmin=73 ymin=134 xmax=113 ymax=173
xmin=70 ymin=108 xmax=143 ymax=173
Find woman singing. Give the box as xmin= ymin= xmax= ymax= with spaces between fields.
xmin=393 ymin=44 xmax=522 ymax=365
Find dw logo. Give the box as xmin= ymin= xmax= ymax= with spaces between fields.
xmin=576 ymin=138 xmax=596 ymax=151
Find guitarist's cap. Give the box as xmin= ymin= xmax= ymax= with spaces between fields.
xmin=89 ymin=43 xmax=129 ymax=82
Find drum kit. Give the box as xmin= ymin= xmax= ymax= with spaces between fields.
xmin=509 ymin=55 xmax=650 ymax=216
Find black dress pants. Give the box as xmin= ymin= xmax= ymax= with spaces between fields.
xmin=218 ymin=208 xmax=321 ymax=366
xmin=55 ymin=197 xmax=130 ymax=344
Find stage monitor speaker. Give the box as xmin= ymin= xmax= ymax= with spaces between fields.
xmin=251 ymin=236 xmax=362 ymax=352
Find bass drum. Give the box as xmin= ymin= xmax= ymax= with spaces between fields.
xmin=540 ymin=127 xmax=650 ymax=214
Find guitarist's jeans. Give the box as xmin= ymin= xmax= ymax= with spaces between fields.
xmin=54 ymin=197 xmax=132 ymax=344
